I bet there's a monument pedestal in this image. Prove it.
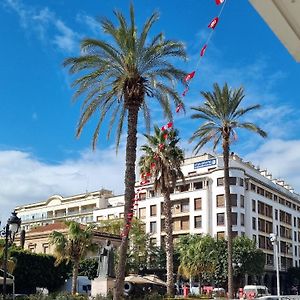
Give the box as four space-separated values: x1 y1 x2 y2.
91 277 115 297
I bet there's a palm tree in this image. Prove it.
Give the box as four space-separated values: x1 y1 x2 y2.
139 125 184 296
63 5 186 299
49 221 97 294
189 83 267 298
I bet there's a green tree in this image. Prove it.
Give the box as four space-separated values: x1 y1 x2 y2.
79 257 98 280
177 235 216 283
190 83 267 298
49 221 97 294
139 126 184 296
63 5 186 299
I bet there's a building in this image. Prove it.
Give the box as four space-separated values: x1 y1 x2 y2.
14 153 300 290
15 189 113 231
93 154 300 284
15 222 121 255
249 0 300 62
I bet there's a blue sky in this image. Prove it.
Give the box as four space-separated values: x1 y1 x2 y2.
0 0 300 222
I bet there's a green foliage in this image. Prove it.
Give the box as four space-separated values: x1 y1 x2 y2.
78 257 98 280
10 249 70 294
176 235 265 287
190 83 267 153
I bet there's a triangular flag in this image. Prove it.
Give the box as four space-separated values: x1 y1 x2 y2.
200 44 207 57
184 71 195 83
215 0 225 5
208 17 219 29
176 103 183 113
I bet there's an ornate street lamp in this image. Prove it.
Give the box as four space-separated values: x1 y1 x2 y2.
1 211 21 299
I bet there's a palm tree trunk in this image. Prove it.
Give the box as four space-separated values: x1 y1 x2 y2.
163 189 175 297
72 260 79 295
114 105 139 300
223 138 233 299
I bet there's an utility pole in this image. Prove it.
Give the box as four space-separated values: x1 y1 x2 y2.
269 233 280 296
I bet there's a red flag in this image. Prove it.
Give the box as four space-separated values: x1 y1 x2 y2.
161 122 173 131
182 86 189 97
176 103 183 113
200 44 207 57
163 133 168 140
184 71 195 82
208 17 219 29
215 0 224 5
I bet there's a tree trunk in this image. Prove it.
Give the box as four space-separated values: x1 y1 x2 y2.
72 260 79 295
163 189 175 297
114 106 139 300
223 139 233 299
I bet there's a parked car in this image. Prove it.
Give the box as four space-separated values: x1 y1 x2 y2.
256 296 299 300
243 285 270 299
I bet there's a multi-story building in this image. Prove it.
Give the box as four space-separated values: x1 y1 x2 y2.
15 188 113 231
14 153 300 290
92 153 300 288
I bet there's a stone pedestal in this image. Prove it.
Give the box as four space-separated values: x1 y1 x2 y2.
91 277 115 297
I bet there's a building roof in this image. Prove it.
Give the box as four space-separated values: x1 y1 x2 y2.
249 0 300 62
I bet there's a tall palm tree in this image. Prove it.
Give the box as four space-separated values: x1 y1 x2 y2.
139 125 184 296
189 83 267 298
49 221 97 294
64 4 186 298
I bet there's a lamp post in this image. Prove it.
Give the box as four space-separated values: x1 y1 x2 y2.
269 233 280 296
1 211 21 299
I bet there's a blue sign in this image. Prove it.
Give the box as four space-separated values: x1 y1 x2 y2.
194 158 217 169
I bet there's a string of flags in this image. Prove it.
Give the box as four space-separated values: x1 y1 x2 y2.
121 0 228 239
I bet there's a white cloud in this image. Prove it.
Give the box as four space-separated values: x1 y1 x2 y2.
246 138 300 194
76 13 100 34
0 147 126 222
2 0 79 53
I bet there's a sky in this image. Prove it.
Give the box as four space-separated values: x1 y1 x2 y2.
0 0 300 223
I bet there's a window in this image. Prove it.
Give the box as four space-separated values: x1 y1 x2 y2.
194 198 202 210
239 178 244 187
150 205 157 216
231 194 237 207
181 217 189 230
43 244 49 254
252 200 256 212
275 209 278 220
229 177 237 185
139 207 146 219
274 195 278 202
265 191 272 200
119 213 124 218
194 181 203 190
217 194 225 207
139 192 146 200
217 231 225 239
257 186 265 196
194 216 202 228
177 184 189 192
149 190 155 198
150 221 157 233
240 195 244 208
231 212 237 226
252 217 256 230
181 202 190 213
108 214 115 220
251 183 256 191
217 213 225 226
266 254 274 266
258 235 266 249
217 177 224 186
241 213 245 226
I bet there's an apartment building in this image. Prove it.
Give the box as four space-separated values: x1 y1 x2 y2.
15 188 113 231
93 153 300 277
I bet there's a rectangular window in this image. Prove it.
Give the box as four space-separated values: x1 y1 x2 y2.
266 254 274 266
216 194 225 207
265 191 273 200
217 177 224 186
229 177 237 185
252 217 256 230
239 178 244 187
241 213 245 226
108 214 115 220
150 205 157 217
275 209 278 220
252 200 256 212
139 207 146 219
194 216 202 228
119 213 124 219
240 195 244 208
178 184 190 192
194 181 203 190
274 195 278 202
194 198 202 210
139 192 146 200
181 202 190 213
217 231 225 239
181 217 189 230
258 235 266 249
251 183 256 191
150 221 157 233
217 213 225 226
231 194 237 207
231 212 237 226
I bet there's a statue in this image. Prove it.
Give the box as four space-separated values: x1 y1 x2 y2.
97 240 115 278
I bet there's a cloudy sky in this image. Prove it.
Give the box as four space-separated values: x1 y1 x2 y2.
0 0 300 222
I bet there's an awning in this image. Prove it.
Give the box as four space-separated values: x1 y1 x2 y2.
0 276 13 285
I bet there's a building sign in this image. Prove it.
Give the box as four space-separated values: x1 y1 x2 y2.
194 158 217 169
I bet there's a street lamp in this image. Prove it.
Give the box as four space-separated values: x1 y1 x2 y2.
1 211 21 299
269 233 280 296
